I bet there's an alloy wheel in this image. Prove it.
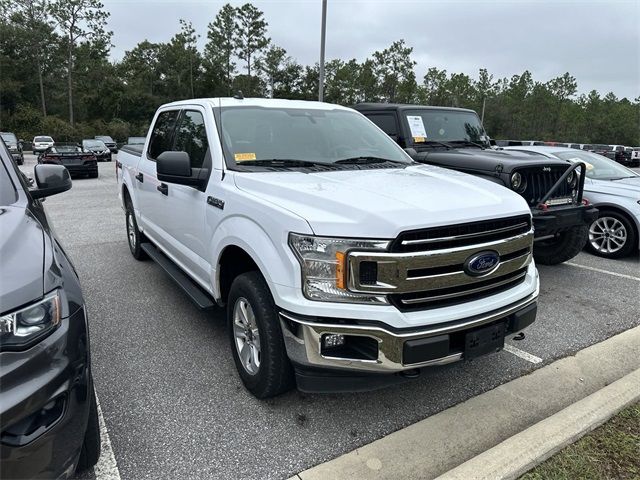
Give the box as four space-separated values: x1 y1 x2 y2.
589 216 627 254
232 297 261 375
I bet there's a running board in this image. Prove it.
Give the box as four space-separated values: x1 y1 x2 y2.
141 243 215 310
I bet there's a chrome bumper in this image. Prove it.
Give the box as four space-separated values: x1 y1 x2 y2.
280 291 538 374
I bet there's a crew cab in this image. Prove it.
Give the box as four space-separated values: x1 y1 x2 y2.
354 104 598 265
117 98 539 398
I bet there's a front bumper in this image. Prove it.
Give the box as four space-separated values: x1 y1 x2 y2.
0 307 91 479
532 204 598 238
280 288 538 379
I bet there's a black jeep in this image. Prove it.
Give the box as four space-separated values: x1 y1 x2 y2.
354 103 598 265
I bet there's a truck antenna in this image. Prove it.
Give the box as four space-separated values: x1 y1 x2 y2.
233 91 244 100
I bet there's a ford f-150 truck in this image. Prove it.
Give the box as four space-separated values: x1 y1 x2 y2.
354 104 599 265
117 98 540 398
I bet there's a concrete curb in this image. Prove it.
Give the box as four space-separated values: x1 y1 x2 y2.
292 325 640 480
437 367 640 480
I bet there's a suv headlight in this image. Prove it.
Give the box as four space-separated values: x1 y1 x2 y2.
0 291 61 348
289 233 389 304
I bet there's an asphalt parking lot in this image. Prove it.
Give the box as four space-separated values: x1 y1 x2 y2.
18 154 640 480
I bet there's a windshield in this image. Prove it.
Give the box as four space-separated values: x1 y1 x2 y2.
35 136 53 142
404 109 487 146
554 151 639 180
83 140 106 149
51 145 81 153
1 133 17 143
219 107 411 167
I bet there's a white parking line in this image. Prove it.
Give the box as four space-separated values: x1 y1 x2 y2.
504 344 543 364
94 395 121 480
565 262 640 282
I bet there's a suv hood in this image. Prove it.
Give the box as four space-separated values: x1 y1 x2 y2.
420 148 568 173
0 206 45 313
234 164 531 238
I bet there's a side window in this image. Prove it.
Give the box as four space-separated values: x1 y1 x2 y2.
367 114 399 137
173 110 209 169
147 110 179 160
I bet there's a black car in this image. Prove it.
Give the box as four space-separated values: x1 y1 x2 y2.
354 103 598 265
94 135 117 153
1 132 24 165
82 139 111 162
0 143 100 478
40 144 98 178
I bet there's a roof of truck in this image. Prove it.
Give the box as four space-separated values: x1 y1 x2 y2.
353 103 477 114
161 97 354 111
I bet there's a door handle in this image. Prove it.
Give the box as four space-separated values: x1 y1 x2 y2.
135 173 143 183
157 183 168 195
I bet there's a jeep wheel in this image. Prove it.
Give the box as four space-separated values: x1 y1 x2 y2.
125 200 147 260
586 211 636 259
227 271 294 398
533 225 588 265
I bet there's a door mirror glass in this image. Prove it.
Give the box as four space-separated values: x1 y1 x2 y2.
31 164 72 199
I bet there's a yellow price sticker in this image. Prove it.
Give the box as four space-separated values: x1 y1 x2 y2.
413 136 426 143
234 153 257 162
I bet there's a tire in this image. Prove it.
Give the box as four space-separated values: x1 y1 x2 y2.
227 271 294 398
533 225 588 265
89 170 99 178
76 381 101 473
586 210 636 259
125 198 148 260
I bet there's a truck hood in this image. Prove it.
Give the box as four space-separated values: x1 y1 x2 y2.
233 165 531 237
587 176 640 198
0 206 45 313
419 148 568 173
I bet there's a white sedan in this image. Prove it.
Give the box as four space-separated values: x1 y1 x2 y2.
504 146 640 259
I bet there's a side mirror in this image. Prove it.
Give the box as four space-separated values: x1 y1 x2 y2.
156 151 204 187
31 164 72 199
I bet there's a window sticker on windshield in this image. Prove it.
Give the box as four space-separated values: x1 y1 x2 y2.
568 158 594 170
406 116 427 142
234 153 256 162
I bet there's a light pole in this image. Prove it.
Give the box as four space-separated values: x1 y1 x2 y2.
318 0 327 101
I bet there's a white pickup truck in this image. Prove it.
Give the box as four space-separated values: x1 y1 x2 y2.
117 98 540 398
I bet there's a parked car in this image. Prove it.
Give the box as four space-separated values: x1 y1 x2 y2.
495 140 524 147
126 136 146 145
631 148 640 165
39 144 98 178
117 98 539 398
32 135 54 154
505 146 640 258
521 140 545 146
0 141 100 478
95 135 117 153
82 138 111 161
354 103 598 265
1 131 24 165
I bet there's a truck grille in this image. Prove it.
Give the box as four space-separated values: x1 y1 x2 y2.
347 215 533 311
515 166 573 206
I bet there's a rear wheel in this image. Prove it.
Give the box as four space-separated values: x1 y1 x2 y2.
89 170 98 178
533 225 588 265
125 199 148 260
586 210 636 259
227 271 294 398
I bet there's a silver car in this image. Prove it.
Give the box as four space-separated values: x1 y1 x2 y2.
505 146 640 259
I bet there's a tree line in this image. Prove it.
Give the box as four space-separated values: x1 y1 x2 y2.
1 0 638 146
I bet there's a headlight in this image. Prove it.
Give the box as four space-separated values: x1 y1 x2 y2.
510 172 526 193
288 233 389 304
0 291 61 348
566 171 578 189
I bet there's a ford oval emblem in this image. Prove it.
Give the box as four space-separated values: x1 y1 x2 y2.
464 251 500 277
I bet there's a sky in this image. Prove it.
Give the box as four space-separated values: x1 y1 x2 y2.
103 0 640 100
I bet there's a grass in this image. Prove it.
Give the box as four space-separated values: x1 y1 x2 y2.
520 403 640 480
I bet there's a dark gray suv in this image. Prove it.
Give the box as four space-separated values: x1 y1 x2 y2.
0 143 100 478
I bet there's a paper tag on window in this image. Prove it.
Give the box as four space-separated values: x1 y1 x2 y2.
406 116 427 141
234 153 256 162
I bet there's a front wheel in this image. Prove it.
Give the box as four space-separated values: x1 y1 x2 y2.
533 225 588 265
227 271 294 398
586 211 636 259
125 201 147 260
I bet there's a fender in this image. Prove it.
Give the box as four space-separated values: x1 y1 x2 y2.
208 215 305 301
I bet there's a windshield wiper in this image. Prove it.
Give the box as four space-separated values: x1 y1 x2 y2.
334 156 407 165
237 159 331 168
417 140 453 149
447 140 486 149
